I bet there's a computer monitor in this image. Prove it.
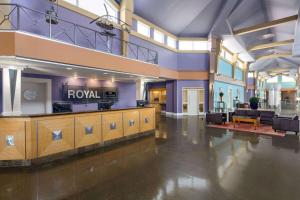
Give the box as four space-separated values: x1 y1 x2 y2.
52 102 73 113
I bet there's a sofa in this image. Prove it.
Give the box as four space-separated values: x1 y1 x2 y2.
260 111 276 125
272 116 299 134
229 109 276 125
206 112 227 125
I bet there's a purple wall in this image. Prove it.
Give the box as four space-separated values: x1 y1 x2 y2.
166 81 175 113
22 73 136 112
12 0 210 73
0 71 2 113
176 80 209 113
129 35 178 70
13 0 122 55
247 78 255 86
177 53 209 71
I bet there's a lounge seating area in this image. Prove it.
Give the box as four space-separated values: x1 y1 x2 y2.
207 109 300 136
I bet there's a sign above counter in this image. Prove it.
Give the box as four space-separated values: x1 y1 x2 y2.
62 85 118 104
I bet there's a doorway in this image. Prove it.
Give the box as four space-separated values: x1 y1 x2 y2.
21 77 52 114
182 88 205 115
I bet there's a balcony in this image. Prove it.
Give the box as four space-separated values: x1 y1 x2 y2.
0 3 158 64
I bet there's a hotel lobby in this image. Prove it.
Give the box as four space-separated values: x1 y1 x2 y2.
1 0 300 199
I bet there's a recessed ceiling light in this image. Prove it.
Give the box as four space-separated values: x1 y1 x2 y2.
66 67 72 70
103 72 108 75
259 33 275 40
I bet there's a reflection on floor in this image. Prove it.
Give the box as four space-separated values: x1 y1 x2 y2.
0 114 300 200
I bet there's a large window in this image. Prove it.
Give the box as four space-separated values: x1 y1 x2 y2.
64 0 118 23
64 0 77 5
167 36 176 49
179 40 209 51
154 29 164 44
137 21 151 37
248 72 254 78
220 48 233 63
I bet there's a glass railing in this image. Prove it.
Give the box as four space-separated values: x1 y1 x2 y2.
0 3 158 64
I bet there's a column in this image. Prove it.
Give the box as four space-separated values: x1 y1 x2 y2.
136 79 145 100
209 36 221 111
120 0 134 57
1 66 23 116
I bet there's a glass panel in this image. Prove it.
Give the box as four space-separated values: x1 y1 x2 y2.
193 41 208 51
79 0 104 16
64 0 77 5
167 36 176 48
179 41 193 50
137 21 150 37
154 29 164 43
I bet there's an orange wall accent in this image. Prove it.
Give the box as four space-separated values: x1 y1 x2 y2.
178 71 209 80
0 32 15 56
0 32 209 80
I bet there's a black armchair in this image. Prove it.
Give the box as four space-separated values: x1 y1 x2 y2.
206 113 227 125
273 115 299 134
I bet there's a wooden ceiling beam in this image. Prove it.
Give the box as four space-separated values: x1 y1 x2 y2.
256 52 292 60
233 15 298 36
248 39 294 51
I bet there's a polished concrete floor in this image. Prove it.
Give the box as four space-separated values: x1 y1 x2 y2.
1 115 300 200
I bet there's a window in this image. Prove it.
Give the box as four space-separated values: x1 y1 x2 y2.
64 0 77 5
193 41 209 51
267 76 278 83
65 0 119 23
220 47 233 62
179 40 209 51
154 29 164 44
282 76 295 83
167 36 176 49
137 21 150 37
179 41 193 50
236 60 244 69
248 72 254 78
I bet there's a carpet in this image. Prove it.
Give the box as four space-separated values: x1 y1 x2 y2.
207 122 285 137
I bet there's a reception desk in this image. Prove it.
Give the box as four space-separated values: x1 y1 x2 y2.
0 107 155 163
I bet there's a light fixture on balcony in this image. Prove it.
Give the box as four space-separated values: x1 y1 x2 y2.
46 0 59 25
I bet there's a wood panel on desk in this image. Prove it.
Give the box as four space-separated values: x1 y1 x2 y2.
123 110 140 136
102 112 123 142
75 114 101 148
139 108 155 132
37 117 75 157
0 119 26 160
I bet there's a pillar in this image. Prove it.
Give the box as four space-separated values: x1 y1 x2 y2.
209 36 221 111
120 0 134 57
136 79 145 100
1 66 23 116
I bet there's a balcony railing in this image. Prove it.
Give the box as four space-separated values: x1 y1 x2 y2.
0 3 158 64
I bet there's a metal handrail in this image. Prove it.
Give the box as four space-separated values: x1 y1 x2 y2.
0 3 158 64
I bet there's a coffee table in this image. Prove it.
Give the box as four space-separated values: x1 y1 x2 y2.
233 116 260 130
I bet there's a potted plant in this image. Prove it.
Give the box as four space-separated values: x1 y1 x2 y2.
219 91 224 102
249 96 259 110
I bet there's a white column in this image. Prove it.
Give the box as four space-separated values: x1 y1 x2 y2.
1 66 23 116
136 79 145 100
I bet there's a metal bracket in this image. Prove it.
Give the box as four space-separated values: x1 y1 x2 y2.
129 120 135 127
110 122 117 130
52 130 62 141
85 126 93 135
6 135 14 146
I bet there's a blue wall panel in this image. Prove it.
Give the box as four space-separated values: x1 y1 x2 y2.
214 81 244 109
218 58 232 77
235 67 243 81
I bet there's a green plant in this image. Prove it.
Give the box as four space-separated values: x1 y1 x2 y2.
219 91 224 98
249 96 259 104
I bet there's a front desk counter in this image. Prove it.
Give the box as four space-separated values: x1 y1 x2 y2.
0 107 155 165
